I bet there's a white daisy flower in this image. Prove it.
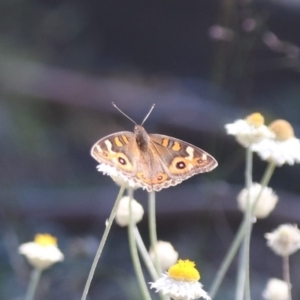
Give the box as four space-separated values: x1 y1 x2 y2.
97 164 142 190
150 259 211 300
149 241 179 271
115 196 144 227
262 278 289 300
265 224 300 256
225 113 274 147
251 119 300 166
19 234 64 270
237 183 278 219
110 174 142 190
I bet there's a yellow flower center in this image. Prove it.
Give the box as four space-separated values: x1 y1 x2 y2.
245 113 264 128
34 234 57 246
268 119 294 141
168 259 200 282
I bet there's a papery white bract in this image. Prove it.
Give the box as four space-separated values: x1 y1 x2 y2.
115 196 144 227
149 241 178 271
252 137 300 166
252 119 300 166
150 260 211 300
19 234 64 270
97 164 142 189
110 174 142 190
265 224 300 256
151 274 210 300
225 113 274 147
237 183 278 219
262 278 289 300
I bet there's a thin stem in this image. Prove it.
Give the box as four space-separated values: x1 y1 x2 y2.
134 227 168 300
251 162 276 214
81 185 125 300
243 148 253 300
127 188 152 300
243 223 252 300
235 240 246 300
235 148 253 300
134 227 159 281
25 268 42 300
283 255 292 300
210 160 276 299
245 147 253 188
148 191 162 275
240 161 277 300
209 220 246 299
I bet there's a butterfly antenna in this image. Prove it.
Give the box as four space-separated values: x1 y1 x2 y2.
112 102 137 125
141 104 155 125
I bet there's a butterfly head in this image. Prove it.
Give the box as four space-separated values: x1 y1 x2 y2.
134 125 150 151
111 103 156 152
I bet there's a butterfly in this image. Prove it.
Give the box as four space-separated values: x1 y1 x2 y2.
91 103 218 192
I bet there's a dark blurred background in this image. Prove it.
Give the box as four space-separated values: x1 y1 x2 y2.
1 0 300 299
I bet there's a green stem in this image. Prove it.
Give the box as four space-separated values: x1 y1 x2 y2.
251 162 276 214
245 147 253 188
25 268 42 300
235 148 253 300
243 148 253 300
127 188 152 300
209 220 247 299
235 239 246 300
81 185 125 300
283 255 292 300
134 227 158 281
148 191 162 275
210 161 276 299
134 227 168 300
243 224 252 300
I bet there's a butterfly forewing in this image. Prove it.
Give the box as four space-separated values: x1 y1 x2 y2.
91 132 137 169
149 134 218 178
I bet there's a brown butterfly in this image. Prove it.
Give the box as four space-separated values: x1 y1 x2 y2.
91 103 218 192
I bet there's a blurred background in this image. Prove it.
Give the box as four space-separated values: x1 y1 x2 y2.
0 0 300 299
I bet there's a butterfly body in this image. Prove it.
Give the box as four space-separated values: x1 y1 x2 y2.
91 124 218 192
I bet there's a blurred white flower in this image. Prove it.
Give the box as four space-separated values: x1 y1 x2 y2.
209 25 234 41
237 183 278 219
252 120 300 166
150 260 210 300
19 234 64 270
262 31 300 59
242 18 257 32
262 278 289 300
263 32 282 51
149 241 178 271
265 224 300 256
115 196 144 227
225 113 274 147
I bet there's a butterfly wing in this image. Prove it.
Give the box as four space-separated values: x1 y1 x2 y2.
149 134 218 184
91 131 162 191
90 131 141 179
